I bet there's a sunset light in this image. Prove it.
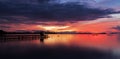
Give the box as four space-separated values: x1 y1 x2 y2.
37 25 70 32
0 0 120 59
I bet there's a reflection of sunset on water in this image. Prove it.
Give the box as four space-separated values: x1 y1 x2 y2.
43 34 120 50
44 34 74 46
72 34 120 50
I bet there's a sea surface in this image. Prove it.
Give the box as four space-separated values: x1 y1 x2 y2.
0 34 120 59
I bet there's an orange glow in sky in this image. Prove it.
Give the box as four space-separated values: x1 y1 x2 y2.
37 25 71 32
1 18 120 33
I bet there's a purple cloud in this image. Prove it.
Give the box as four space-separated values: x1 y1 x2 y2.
0 0 119 24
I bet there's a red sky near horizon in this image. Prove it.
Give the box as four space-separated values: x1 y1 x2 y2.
1 17 120 33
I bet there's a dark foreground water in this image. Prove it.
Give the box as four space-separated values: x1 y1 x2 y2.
0 34 120 59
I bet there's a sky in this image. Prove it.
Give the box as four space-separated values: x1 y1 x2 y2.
0 0 120 32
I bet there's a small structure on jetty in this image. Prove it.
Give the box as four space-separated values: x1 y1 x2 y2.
0 30 6 36
39 32 48 43
0 30 5 33
0 30 6 40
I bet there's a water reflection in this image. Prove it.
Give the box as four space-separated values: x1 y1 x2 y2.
40 34 48 43
0 34 120 59
0 34 49 43
44 34 120 50
44 34 74 45
0 34 120 50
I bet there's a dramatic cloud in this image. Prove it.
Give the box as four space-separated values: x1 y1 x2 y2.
0 0 117 24
0 0 120 32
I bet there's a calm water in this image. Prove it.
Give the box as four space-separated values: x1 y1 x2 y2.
0 34 120 59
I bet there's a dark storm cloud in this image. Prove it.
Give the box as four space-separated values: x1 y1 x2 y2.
0 0 118 24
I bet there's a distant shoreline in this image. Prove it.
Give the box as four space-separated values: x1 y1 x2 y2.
1 30 120 35
1 33 120 35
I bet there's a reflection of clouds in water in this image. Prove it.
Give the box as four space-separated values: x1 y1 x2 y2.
43 34 120 51
43 34 120 58
112 48 120 58
0 34 120 59
109 34 120 57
